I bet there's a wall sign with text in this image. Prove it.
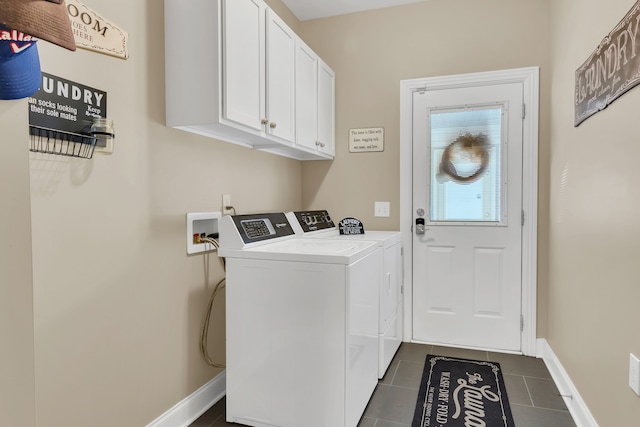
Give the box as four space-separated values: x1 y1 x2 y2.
67 0 129 59
28 72 107 137
338 218 365 235
575 0 640 126
349 127 384 152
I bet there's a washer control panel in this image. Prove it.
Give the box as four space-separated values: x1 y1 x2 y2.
290 210 335 233
240 219 274 240
231 213 295 244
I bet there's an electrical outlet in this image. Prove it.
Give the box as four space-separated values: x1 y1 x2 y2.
374 201 390 217
222 194 232 215
630 353 640 396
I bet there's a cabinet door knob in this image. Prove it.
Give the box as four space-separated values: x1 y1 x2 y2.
316 141 326 148
270 122 277 129
261 118 269 125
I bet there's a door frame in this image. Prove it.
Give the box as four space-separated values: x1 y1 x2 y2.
399 67 539 356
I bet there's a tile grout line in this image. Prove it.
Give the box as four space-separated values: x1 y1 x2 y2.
510 402 573 414
523 375 536 407
522 374 555 381
389 360 401 384
377 382 420 391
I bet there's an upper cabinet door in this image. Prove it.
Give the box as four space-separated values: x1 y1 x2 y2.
318 59 336 156
165 0 335 160
295 38 319 151
265 9 296 143
222 0 266 132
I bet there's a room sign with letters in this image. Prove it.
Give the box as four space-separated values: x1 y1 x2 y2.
28 72 107 135
575 0 640 126
27 73 110 158
338 218 365 235
349 127 384 152
66 0 130 59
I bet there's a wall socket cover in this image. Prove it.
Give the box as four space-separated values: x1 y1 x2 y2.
186 212 221 255
374 201 390 217
222 194 232 214
630 353 640 396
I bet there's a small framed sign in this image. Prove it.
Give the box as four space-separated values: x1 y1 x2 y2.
349 127 384 153
338 218 365 235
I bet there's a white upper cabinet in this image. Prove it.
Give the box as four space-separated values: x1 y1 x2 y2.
295 38 319 151
318 58 336 156
265 9 296 144
164 0 334 160
223 0 265 133
295 40 337 157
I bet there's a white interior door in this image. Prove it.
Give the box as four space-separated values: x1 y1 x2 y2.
412 82 524 352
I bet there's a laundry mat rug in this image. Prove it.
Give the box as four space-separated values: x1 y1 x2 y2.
412 355 515 427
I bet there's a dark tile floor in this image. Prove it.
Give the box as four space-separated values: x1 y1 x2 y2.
189 343 577 427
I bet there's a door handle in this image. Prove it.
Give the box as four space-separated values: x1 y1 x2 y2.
415 218 426 235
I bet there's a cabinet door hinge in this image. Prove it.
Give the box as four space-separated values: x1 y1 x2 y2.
520 315 524 332
521 209 525 226
522 103 526 119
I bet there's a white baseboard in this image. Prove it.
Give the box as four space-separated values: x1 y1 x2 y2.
146 370 226 427
536 339 599 427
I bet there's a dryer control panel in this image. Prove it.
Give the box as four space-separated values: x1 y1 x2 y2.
290 210 335 233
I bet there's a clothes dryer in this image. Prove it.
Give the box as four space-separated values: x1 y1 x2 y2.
286 210 403 378
218 212 380 427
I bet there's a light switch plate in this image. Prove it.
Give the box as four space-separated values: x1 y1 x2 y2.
375 201 390 217
630 353 640 396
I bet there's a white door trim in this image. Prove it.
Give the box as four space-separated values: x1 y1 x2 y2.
400 67 539 356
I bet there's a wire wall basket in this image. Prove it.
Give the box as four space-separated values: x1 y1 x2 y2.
29 125 97 159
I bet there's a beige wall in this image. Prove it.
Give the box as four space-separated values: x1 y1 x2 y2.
267 0 300 32
6 0 640 425
1 0 302 426
547 0 640 425
0 101 36 426
298 0 552 334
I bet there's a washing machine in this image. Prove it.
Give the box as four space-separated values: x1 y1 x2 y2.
218 212 380 427
286 210 403 379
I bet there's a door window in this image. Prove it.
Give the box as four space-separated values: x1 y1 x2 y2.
428 105 505 224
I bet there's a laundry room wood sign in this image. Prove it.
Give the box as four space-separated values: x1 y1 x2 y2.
67 0 130 59
349 127 384 152
575 0 640 126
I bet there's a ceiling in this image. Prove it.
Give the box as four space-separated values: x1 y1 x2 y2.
280 0 427 21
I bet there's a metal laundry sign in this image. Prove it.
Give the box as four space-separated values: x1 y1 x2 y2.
28 72 107 135
575 0 640 126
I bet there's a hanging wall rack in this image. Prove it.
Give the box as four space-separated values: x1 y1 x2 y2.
29 125 97 159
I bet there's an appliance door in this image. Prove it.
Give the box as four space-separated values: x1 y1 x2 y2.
226 258 348 427
346 250 381 427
